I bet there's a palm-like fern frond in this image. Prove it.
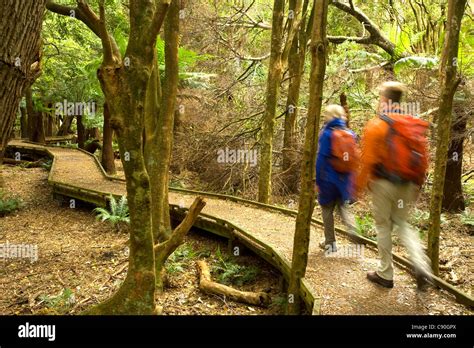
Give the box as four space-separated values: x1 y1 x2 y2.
92 195 129 229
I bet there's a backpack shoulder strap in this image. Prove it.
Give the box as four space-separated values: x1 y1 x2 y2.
379 113 394 125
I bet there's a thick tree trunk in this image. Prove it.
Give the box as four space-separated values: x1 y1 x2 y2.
101 102 116 174
258 0 285 203
428 0 467 276
81 0 173 315
287 0 329 315
0 0 45 163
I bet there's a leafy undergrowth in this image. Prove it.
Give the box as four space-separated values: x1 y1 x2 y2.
0 190 22 217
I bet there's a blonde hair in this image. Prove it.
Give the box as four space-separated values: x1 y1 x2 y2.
323 104 346 123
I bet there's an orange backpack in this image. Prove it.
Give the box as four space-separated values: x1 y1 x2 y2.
379 113 429 185
330 128 360 173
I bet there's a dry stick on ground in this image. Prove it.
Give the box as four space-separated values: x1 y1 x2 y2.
196 260 271 307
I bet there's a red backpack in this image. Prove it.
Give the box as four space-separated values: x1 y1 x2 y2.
330 128 360 173
379 113 429 185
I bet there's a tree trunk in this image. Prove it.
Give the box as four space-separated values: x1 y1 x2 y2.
287 0 329 315
0 0 45 163
428 0 467 276
57 115 74 136
26 88 45 144
87 127 101 140
442 104 467 212
47 0 189 314
282 0 309 194
20 105 28 138
77 115 86 149
101 102 116 174
258 0 285 203
142 0 180 288
45 103 53 137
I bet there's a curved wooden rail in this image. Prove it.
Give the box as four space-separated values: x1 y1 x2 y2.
6 140 474 310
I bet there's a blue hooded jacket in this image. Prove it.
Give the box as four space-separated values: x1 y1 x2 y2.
316 118 355 205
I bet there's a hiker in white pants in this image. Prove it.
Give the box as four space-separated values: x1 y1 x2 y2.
356 81 432 290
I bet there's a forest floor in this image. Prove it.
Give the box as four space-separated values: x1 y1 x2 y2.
0 159 472 315
0 166 283 315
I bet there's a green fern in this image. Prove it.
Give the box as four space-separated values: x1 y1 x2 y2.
0 190 22 216
212 246 260 286
93 195 130 229
460 209 474 227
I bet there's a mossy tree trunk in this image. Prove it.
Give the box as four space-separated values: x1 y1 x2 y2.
48 0 202 314
428 0 467 276
47 0 173 314
287 0 329 315
0 0 45 163
258 0 285 203
282 0 310 193
101 102 116 174
145 0 180 249
143 0 180 290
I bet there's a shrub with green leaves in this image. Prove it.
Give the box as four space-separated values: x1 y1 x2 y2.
460 209 474 232
39 288 75 314
212 246 259 286
410 208 447 229
355 214 376 240
93 195 129 230
0 190 22 216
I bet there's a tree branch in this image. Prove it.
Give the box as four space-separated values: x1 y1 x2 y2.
98 0 114 64
46 0 121 61
150 0 172 43
154 197 206 260
329 0 399 58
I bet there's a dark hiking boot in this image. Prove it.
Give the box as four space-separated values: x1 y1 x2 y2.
367 271 394 288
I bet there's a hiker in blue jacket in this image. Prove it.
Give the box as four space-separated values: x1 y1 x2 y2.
316 105 357 253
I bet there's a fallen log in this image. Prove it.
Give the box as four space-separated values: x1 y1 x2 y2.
196 260 271 307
